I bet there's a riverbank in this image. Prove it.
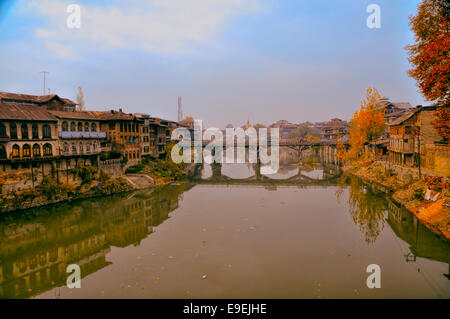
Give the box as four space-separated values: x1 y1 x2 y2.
344 160 450 239
0 158 188 214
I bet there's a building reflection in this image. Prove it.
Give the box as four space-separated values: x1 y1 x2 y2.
386 199 450 278
0 183 188 298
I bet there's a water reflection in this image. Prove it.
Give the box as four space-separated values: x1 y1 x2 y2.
338 176 388 244
0 184 188 298
0 151 448 298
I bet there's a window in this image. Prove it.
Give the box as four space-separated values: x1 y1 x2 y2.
86 144 91 152
21 124 29 139
79 142 84 152
120 123 124 132
12 144 19 157
10 123 17 139
0 122 6 136
22 144 31 157
72 143 77 153
109 123 115 130
62 121 68 131
85 122 89 132
43 143 52 156
71 122 76 131
32 144 40 157
42 124 51 138
32 123 39 139
91 123 97 132
77 122 82 132
63 142 69 153
93 143 97 150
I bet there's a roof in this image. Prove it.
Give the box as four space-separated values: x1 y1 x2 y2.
389 110 415 126
0 103 57 121
49 110 104 120
0 91 76 105
96 110 135 121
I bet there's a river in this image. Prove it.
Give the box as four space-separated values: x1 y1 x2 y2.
0 150 449 299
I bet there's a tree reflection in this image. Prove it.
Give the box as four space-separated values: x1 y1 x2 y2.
340 175 388 244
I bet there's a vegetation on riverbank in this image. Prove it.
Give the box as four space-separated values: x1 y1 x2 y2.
344 160 450 239
125 144 187 185
0 168 132 213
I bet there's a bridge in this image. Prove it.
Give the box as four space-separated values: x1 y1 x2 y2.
186 161 343 187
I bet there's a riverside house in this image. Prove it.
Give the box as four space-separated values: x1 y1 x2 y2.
388 105 448 176
48 111 108 175
0 103 59 191
98 109 144 165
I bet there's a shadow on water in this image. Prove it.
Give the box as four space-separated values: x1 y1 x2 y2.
0 184 190 298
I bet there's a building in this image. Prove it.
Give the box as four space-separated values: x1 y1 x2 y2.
97 109 143 164
388 106 447 175
48 111 108 172
316 118 349 141
149 117 169 158
379 98 412 125
269 120 298 139
132 113 152 159
0 103 59 190
0 92 76 112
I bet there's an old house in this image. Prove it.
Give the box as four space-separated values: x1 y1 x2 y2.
149 117 170 158
316 118 349 141
98 109 143 164
48 111 108 174
0 92 76 112
0 103 59 191
388 106 448 176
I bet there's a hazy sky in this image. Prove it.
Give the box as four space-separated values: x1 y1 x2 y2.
0 0 426 128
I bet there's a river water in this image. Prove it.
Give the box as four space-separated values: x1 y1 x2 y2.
0 151 449 299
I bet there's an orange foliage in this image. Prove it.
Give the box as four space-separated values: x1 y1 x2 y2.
347 88 385 160
407 0 450 107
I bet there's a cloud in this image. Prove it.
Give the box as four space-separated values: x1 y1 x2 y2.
44 41 77 59
23 0 263 57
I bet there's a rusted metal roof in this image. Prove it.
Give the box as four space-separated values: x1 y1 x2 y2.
0 91 76 105
49 110 104 120
0 103 57 121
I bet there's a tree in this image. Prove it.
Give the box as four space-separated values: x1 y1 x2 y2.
433 107 450 141
76 86 85 111
288 123 321 139
347 88 385 160
406 0 450 107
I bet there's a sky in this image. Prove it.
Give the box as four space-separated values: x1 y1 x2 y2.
0 0 426 128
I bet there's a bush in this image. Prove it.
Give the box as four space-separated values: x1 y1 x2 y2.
99 170 110 183
125 164 145 174
73 166 97 184
38 177 74 199
100 150 122 160
413 188 424 200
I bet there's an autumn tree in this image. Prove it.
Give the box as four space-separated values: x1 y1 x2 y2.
347 88 385 160
407 0 449 141
76 86 85 111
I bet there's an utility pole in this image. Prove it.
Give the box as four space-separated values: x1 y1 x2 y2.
178 96 183 122
417 126 421 179
39 71 49 95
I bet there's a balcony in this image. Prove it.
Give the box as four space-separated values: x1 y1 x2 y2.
59 131 107 139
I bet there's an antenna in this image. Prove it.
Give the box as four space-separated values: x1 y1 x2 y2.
39 71 49 95
178 96 183 122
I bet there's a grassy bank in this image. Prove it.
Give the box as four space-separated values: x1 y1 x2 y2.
344 160 450 239
0 169 133 213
